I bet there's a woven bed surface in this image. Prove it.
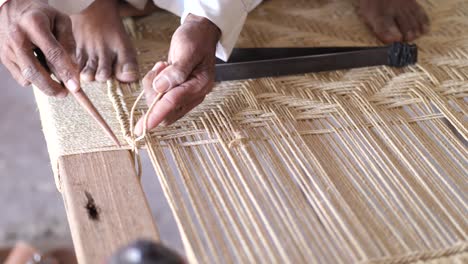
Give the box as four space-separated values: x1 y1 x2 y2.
34 0 467 263
120 0 467 263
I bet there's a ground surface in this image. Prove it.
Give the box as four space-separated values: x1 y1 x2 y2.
0 65 182 254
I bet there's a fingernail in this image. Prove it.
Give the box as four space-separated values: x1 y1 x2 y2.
151 62 163 71
152 75 171 93
66 79 80 93
123 63 138 73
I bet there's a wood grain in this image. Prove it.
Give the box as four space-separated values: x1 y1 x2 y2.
58 150 158 264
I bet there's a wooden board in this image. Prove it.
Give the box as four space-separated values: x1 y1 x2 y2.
58 150 159 264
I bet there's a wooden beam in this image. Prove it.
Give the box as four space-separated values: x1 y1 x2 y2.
58 150 159 264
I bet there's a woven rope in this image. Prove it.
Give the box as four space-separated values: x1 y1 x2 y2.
34 0 467 262
112 0 468 263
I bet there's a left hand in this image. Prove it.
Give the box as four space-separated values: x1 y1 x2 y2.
134 14 220 135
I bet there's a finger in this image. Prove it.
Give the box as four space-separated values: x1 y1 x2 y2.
395 12 414 42
414 5 430 34
151 63 191 93
81 56 98 81
95 51 114 82
75 48 88 70
142 61 170 103
132 61 169 135
21 11 80 92
134 93 177 136
135 74 212 135
18 51 68 97
1 46 31 86
161 96 205 126
114 46 139 83
366 15 402 43
404 9 421 39
2 57 31 87
11 29 67 97
55 14 77 62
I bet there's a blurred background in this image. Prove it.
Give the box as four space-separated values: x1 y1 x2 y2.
0 64 183 257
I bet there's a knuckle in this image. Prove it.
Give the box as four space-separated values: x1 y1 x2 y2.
171 65 189 85
64 37 77 53
21 66 40 81
161 94 179 109
60 15 72 28
200 70 214 86
45 47 64 64
7 25 24 43
60 70 73 81
23 11 48 27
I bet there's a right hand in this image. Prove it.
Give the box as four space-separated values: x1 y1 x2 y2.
0 0 80 97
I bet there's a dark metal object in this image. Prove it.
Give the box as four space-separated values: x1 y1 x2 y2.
215 42 417 81
108 240 185 264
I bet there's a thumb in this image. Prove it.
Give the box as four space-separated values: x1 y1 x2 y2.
151 63 191 93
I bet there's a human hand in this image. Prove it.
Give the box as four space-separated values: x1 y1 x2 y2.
0 0 79 97
134 14 220 135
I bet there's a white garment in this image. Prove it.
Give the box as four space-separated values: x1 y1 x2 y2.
0 0 10 8
48 0 262 61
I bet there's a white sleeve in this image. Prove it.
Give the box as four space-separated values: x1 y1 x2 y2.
0 0 10 8
48 0 94 14
48 0 148 14
181 0 261 61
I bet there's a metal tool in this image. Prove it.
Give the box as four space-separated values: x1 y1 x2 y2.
34 48 121 147
215 42 417 81
108 240 185 264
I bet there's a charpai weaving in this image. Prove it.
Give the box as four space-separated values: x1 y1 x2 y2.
34 0 467 263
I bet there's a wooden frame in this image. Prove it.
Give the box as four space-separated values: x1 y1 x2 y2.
58 150 158 263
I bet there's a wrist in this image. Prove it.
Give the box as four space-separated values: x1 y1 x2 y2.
184 13 221 43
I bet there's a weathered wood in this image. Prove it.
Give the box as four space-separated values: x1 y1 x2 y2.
58 150 158 264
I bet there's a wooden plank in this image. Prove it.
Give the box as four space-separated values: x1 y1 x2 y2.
58 150 159 264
